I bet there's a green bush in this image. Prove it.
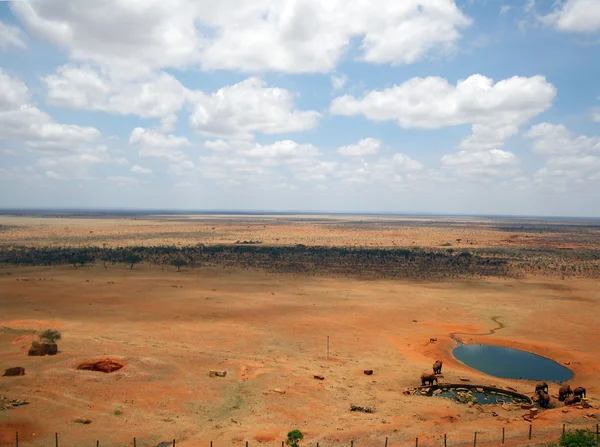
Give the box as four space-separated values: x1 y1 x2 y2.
560 430 598 447
286 430 303 447
39 329 62 343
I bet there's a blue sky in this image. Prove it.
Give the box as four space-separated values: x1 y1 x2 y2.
1 0 599 216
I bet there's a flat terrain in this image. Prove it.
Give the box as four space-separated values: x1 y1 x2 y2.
0 214 599 447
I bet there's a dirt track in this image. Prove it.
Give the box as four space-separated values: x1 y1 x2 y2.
1 264 598 447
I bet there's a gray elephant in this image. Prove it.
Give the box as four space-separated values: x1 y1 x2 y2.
537 390 550 408
564 395 581 406
558 384 572 401
432 360 443 375
421 373 438 386
573 387 586 399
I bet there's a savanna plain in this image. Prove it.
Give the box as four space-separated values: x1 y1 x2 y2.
0 213 599 447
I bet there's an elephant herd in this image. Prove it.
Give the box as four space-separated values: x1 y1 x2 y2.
418 361 590 410
420 360 443 386
535 382 587 408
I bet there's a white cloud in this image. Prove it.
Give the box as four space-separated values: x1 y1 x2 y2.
500 5 512 15
44 65 187 127
333 74 555 178
129 127 190 162
12 0 471 75
36 145 124 180
441 148 518 178
0 68 101 152
0 20 27 51
541 0 600 33
526 123 600 155
337 138 381 157
528 124 600 189
330 74 555 131
334 152 423 185
204 140 231 151
188 77 320 139
131 165 153 175
331 74 348 91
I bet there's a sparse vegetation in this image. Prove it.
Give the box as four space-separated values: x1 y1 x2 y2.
286 430 303 447
171 258 187 272
114 410 123 416
39 329 62 343
558 430 599 447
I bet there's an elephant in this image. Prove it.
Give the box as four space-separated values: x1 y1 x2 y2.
433 360 443 375
558 384 572 401
573 387 586 399
564 395 581 406
535 382 548 393
421 373 438 386
537 390 550 408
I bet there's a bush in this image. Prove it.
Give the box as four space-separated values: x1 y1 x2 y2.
286 430 303 447
39 329 62 343
560 430 599 447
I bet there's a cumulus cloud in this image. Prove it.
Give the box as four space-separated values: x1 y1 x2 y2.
36 145 126 180
0 68 101 152
0 20 27 51
526 123 600 155
441 148 519 179
541 0 600 33
337 138 381 157
44 65 188 129
334 152 423 185
188 77 320 139
12 0 471 74
131 165 153 175
528 123 600 189
129 127 190 162
330 74 555 132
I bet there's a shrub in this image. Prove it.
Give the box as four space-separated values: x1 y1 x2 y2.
39 329 62 343
114 410 123 416
286 430 303 447
559 430 598 447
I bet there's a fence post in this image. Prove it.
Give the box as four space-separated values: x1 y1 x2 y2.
385 437 388 447
96 441 99 447
596 423 599 440
211 441 213 447
502 427 505 445
444 434 446 447
416 437 418 447
351 440 354 447
56 432 59 447
473 432 477 447
529 425 532 440
134 438 136 447
173 439 176 447
563 424 566 435
15 432 18 447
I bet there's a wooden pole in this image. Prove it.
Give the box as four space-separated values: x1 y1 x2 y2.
15 432 18 447
351 440 354 447
173 439 176 447
416 437 418 447
444 434 446 447
563 424 566 435
211 441 213 447
134 438 136 447
473 432 477 447
246 441 248 447
385 436 388 447
529 425 532 440
502 427 505 444
56 432 59 447
97 441 99 447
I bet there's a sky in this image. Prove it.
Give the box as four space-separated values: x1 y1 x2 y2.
0 0 600 217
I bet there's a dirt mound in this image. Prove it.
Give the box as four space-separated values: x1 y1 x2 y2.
76 358 125 373
28 341 57 356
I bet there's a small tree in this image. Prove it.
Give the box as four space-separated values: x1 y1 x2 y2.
39 329 62 343
171 258 188 272
124 253 142 270
560 430 598 447
286 430 303 447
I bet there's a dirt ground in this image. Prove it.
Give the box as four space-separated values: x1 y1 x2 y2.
0 216 599 447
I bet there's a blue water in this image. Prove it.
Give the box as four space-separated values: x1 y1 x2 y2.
453 344 573 382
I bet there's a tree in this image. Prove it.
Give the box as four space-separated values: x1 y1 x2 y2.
39 329 62 343
124 253 142 270
171 258 188 272
286 430 303 447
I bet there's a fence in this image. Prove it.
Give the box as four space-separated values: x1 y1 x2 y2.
8 423 600 447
